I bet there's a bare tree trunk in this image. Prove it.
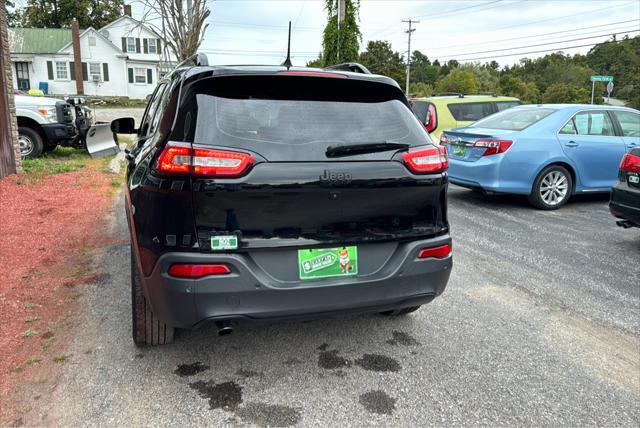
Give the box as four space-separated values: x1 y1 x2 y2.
141 0 210 61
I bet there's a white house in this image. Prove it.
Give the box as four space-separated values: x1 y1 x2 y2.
9 14 175 99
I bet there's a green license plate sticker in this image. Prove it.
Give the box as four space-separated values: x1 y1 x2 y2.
452 145 467 157
298 246 358 280
211 235 238 250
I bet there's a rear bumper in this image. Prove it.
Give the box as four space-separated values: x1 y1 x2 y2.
448 156 532 194
139 235 453 329
610 183 640 227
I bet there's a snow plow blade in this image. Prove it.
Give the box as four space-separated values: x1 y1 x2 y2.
86 123 121 158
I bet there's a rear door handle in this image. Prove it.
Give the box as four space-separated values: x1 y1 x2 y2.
565 141 579 148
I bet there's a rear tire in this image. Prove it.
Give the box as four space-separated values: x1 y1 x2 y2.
380 306 422 316
528 165 572 210
131 250 174 346
18 126 44 159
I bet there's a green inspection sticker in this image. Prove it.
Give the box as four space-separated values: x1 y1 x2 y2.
211 235 238 250
298 246 358 280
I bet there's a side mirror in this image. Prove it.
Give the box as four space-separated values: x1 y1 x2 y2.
111 117 137 134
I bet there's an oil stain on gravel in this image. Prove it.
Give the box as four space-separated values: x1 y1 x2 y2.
189 380 242 410
355 354 401 372
235 368 260 378
318 349 352 369
174 362 210 377
237 402 301 427
359 390 397 415
386 331 420 346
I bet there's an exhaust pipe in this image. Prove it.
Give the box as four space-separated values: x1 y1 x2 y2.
616 220 633 229
216 321 233 336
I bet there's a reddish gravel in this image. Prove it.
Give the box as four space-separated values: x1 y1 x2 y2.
0 169 118 424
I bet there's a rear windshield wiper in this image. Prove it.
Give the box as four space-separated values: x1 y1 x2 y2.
326 142 410 158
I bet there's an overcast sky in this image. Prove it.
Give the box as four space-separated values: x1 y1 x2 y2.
135 0 639 67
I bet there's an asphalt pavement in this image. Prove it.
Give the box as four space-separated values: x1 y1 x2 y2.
37 185 639 426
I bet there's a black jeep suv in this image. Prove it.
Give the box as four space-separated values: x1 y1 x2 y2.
113 56 452 345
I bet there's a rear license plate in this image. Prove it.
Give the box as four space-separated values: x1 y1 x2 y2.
298 246 358 280
452 145 467 157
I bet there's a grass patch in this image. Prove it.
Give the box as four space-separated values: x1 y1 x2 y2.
53 354 71 363
24 303 39 310
20 146 118 182
22 330 38 338
25 357 41 365
41 337 55 350
24 316 40 323
10 365 23 374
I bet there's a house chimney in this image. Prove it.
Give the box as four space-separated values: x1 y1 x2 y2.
124 4 132 17
71 19 84 95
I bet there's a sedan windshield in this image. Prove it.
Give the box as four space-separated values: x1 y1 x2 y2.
470 108 556 131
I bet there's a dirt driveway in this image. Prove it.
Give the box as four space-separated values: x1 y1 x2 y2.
22 186 640 426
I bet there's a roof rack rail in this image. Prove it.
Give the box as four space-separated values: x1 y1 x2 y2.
324 62 371 74
175 53 209 69
434 92 498 98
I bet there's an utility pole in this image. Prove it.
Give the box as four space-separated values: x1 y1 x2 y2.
402 18 419 96
337 0 345 62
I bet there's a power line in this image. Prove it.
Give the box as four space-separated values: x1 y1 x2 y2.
425 18 640 51
433 35 638 62
433 29 640 60
412 0 638 43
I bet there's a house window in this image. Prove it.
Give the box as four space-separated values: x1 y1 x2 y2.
134 67 146 83
127 37 136 53
148 38 157 54
89 36 96 46
89 63 101 82
55 61 68 80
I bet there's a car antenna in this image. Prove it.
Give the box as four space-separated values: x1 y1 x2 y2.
281 21 292 69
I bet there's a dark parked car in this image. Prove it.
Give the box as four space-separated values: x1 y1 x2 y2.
113 56 452 345
610 147 640 228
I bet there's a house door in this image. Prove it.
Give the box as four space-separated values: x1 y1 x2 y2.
15 62 30 91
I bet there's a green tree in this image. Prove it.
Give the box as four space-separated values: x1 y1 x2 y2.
409 82 434 97
499 75 540 103
542 83 590 104
358 40 405 87
306 55 324 68
321 0 361 66
435 69 478 94
410 50 439 86
459 63 499 93
5 0 23 26
22 0 123 29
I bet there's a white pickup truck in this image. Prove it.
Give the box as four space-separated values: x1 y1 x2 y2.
15 94 93 158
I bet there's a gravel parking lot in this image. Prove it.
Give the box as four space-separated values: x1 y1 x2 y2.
37 185 639 426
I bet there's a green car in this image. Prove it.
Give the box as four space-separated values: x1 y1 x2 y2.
410 94 522 140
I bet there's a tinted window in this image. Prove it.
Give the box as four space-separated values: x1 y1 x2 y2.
447 102 494 121
569 111 615 136
139 83 166 137
495 101 521 111
613 110 640 137
411 100 429 124
175 76 429 161
471 108 556 131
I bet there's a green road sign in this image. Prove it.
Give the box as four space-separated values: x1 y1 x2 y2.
591 75 613 82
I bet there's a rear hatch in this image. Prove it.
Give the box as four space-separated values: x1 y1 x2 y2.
164 73 448 278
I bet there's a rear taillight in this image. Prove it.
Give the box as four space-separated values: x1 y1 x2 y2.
168 264 231 279
418 244 452 259
402 146 448 174
620 152 640 173
425 104 437 134
474 139 513 156
440 134 448 145
157 143 254 177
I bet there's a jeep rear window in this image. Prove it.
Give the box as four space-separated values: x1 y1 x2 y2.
447 102 494 122
173 75 430 160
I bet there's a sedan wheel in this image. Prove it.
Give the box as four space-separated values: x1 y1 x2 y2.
539 170 569 207
528 165 573 210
